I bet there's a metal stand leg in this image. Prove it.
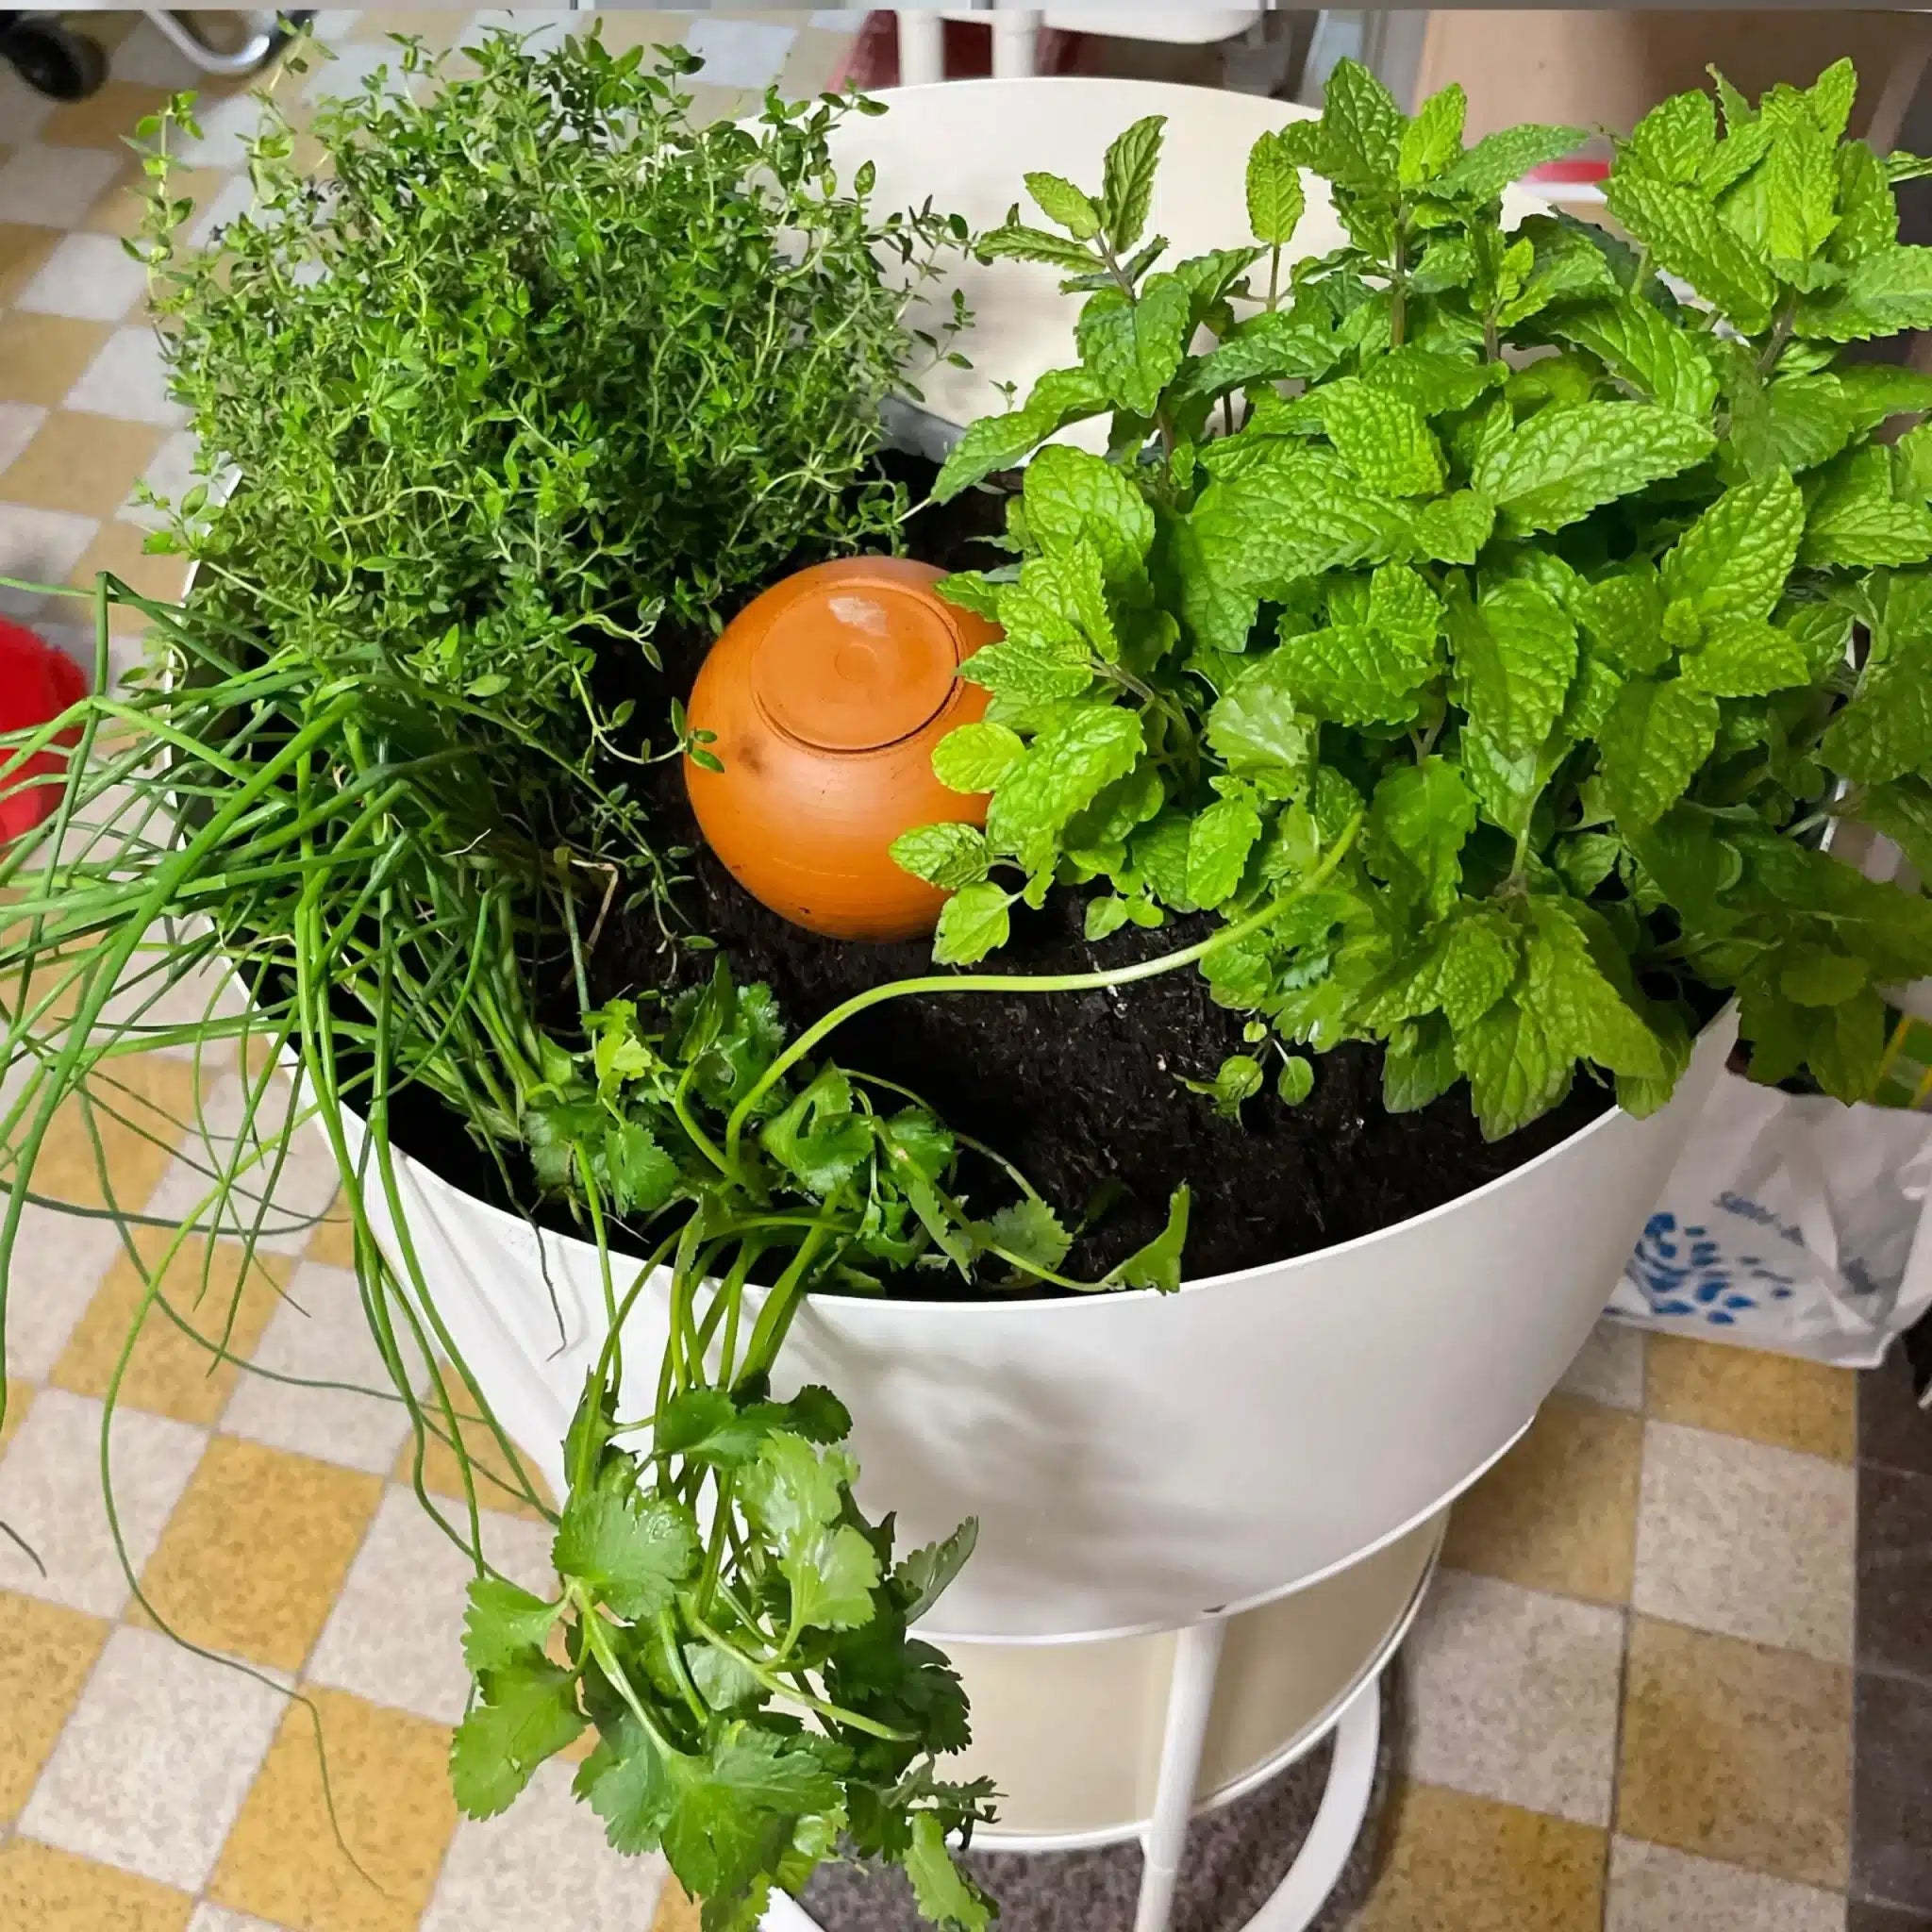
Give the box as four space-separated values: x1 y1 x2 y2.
1134 1619 1227 1932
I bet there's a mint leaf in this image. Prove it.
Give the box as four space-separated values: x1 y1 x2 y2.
1383 1014 1458 1112
932 721 1024 792
451 1658 585 1819
1409 489 1495 564
740 1436 880 1633
1207 655 1316 775
1023 443 1155 595
1246 128 1306 244
1076 274 1191 416
1628 91 1716 185
1680 618 1809 696
1822 618 1932 783
1084 896 1130 941
979 222 1099 273
1661 470 1803 621
1799 245 1932 341
932 365 1108 501
1399 84 1466 188
1366 758 1477 917
1183 1052 1264 1120
1456 991 1571 1141
1436 123 1583 203
461 1577 560 1675
554 1486 699 1620
1782 946 1868 1007
1303 377 1445 496
1765 101 1838 260
903 1813 994 1932
1604 164 1775 331
1545 300 1718 419
1361 347 1501 416
1172 312 1337 404
891 823 990 891
1438 906 1521 1029
986 706 1144 862
933 881 1013 966
1599 676 1719 826
1526 899 1665 1078
1101 114 1165 251
1186 797 1261 908
1471 402 1715 535
1573 571 1669 675
1322 58 1403 191
1802 445 1932 566
1449 578 1576 755
958 640 1091 706
1277 1055 1315 1104
1025 170 1099 240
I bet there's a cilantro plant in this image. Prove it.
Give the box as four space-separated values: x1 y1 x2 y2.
451 960 1203 1929
137 26 967 858
898 60 1932 1135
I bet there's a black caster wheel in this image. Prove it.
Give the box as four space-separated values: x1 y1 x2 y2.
1 15 108 101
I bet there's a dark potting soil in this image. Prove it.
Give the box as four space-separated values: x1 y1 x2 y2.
550 448 1615 1284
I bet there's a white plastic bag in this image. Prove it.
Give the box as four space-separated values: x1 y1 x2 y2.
1611 1070 1932 1366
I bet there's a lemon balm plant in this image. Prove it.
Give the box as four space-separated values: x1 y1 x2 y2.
904 58 1932 1135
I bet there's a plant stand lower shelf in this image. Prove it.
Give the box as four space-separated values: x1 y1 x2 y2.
765 1511 1444 1932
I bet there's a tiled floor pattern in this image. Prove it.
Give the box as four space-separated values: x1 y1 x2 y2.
3 13 1929 1931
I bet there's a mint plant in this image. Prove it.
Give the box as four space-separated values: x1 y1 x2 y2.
900 60 1932 1136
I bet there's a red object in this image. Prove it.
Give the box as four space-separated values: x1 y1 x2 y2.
0 618 87 844
1524 158 1608 186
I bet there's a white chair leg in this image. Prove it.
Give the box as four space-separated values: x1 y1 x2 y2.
1133 1618 1228 1932
897 10 947 87
990 8 1043 80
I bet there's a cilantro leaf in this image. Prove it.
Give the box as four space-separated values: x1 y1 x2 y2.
740 1435 882 1634
1106 1186 1191 1292
903 1813 995 1932
661 1724 842 1905
656 1388 771 1466
893 1518 979 1624
553 1484 699 1620
461 1577 561 1676
1471 402 1715 535
451 1658 585 1819
574 1711 674 1855
986 1196 1072 1274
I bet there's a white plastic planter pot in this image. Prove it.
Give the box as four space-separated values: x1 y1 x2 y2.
357 1010 1732 1650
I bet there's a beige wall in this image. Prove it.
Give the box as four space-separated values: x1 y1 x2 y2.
1415 9 1932 141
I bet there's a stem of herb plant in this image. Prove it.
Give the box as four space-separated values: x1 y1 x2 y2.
1266 242 1281 311
1389 216 1407 348
1757 302 1796 375
689 1617 915 1742
724 815 1364 1170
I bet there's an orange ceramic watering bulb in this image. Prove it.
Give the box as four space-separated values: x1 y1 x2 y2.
683 558 1000 941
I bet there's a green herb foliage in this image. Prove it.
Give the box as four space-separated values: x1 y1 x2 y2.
451 959 1208 1928
137 28 967 842
910 61 1932 1135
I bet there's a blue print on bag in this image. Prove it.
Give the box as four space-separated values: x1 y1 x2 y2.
1626 1210 1799 1326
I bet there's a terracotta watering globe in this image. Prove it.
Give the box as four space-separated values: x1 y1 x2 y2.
682 557 1000 941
